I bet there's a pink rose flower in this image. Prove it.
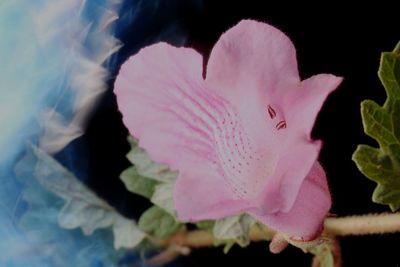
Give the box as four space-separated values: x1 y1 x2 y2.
114 20 342 239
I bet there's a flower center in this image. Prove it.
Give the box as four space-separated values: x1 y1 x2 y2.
212 104 277 200
267 105 287 130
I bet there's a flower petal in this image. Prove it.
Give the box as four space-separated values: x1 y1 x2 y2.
204 20 306 189
256 140 322 214
206 20 300 110
284 74 343 135
115 43 263 219
250 162 331 239
174 168 251 221
115 42 205 170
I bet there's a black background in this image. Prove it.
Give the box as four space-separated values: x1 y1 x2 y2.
81 2 400 266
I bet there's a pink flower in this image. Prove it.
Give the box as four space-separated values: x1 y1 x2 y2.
114 20 342 239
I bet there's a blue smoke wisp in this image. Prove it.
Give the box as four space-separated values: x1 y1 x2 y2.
0 0 124 266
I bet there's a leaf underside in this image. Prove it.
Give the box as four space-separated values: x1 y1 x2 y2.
353 42 400 211
122 137 182 238
28 144 145 249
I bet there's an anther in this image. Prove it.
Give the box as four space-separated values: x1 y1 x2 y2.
276 120 287 130
267 105 276 119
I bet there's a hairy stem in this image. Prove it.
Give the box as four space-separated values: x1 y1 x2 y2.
146 213 400 266
162 213 400 249
324 212 400 236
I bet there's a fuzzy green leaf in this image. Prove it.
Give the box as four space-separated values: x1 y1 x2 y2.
123 136 178 215
310 243 335 267
213 215 256 252
196 220 215 230
120 166 159 199
126 136 177 183
353 42 400 211
138 206 182 238
150 182 176 216
29 144 145 249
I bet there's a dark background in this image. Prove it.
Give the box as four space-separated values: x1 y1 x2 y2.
79 2 400 266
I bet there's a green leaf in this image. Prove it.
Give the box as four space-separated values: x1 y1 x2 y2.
310 243 335 267
15 145 125 267
353 42 400 211
196 220 215 230
150 182 176 216
123 136 179 215
213 214 256 252
138 206 182 238
112 217 146 250
30 144 145 249
120 166 159 199
126 136 177 183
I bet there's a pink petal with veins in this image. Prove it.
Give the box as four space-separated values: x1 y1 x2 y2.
251 162 332 238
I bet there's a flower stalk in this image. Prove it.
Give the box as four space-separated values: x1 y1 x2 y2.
324 212 400 236
161 213 400 249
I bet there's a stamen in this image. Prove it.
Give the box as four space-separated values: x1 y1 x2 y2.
267 105 276 119
276 120 286 130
